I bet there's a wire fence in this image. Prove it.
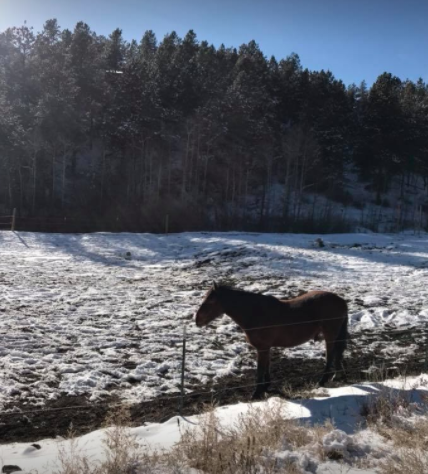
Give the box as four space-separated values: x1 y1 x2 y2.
0 359 412 420
1 358 418 466
1 315 427 469
1 205 428 235
0 220 427 439
1 211 428 468
0 209 173 234
1 321 427 420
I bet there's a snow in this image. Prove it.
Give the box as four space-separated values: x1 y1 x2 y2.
2 374 428 473
267 170 428 235
0 230 428 410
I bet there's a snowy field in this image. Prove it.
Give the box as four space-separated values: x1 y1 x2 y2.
3 374 428 474
0 231 428 411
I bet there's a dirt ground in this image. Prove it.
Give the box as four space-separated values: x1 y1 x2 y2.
1 326 426 444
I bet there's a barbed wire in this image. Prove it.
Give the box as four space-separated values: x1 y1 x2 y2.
0 280 427 453
1 358 425 466
0 215 102 222
0 357 421 420
0 323 424 350
180 321 428 339
0 323 426 470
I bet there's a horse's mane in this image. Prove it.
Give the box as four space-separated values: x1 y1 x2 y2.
217 285 279 307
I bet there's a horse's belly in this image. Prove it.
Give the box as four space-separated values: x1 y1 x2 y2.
245 324 321 349
272 325 320 348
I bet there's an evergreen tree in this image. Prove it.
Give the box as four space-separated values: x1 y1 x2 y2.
0 19 427 231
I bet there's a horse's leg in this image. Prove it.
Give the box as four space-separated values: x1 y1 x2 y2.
334 347 348 382
333 321 348 381
264 353 271 391
252 349 270 399
335 357 347 382
319 340 335 386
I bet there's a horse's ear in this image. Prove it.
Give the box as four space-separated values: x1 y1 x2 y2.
212 281 218 291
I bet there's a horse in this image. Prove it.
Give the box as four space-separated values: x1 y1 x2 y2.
195 282 349 399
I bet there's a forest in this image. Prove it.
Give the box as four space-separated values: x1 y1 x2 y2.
1 20 428 232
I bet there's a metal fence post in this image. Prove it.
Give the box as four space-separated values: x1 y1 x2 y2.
424 328 428 373
179 326 187 415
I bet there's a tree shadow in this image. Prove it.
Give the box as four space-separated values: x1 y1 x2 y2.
7 231 166 270
317 233 428 269
0 231 337 274
2 231 427 277
12 231 30 248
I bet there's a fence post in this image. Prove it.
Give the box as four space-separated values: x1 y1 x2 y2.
11 208 16 231
424 328 428 373
165 214 169 235
179 326 187 415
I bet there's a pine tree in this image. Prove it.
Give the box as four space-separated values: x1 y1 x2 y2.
1 19 427 231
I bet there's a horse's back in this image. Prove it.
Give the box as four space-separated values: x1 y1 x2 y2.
282 290 348 319
284 289 345 304
245 290 347 349
271 290 348 347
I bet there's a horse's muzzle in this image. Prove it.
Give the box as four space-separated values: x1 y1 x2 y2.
195 313 206 327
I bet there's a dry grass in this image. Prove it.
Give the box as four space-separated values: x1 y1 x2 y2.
379 449 428 474
167 401 332 474
281 381 329 400
360 387 412 427
54 403 323 474
360 385 428 474
50 399 352 474
51 381 428 474
53 409 160 474
377 419 428 474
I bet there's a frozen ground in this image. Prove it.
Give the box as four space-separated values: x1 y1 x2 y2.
0 231 428 412
2 374 428 473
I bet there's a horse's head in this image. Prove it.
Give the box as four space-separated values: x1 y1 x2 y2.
195 282 224 327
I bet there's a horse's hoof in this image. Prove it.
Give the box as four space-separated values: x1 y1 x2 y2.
319 373 335 387
251 390 265 400
334 372 346 382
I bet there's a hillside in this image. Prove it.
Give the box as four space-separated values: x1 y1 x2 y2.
1 22 428 233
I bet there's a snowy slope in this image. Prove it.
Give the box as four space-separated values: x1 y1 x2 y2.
0 231 427 409
2 374 428 474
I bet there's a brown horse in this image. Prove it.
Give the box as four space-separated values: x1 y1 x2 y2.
195 283 348 399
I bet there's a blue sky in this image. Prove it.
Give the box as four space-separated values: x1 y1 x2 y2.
1 0 427 86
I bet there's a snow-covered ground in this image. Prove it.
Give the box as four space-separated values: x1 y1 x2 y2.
0 231 428 410
2 374 428 474
267 170 428 233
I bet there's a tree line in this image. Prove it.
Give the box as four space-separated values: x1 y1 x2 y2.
1 20 428 232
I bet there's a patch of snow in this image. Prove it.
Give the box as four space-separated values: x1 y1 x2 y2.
2 375 428 473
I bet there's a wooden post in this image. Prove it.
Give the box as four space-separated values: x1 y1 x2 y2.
179 326 187 415
11 208 16 231
165 214 169 235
